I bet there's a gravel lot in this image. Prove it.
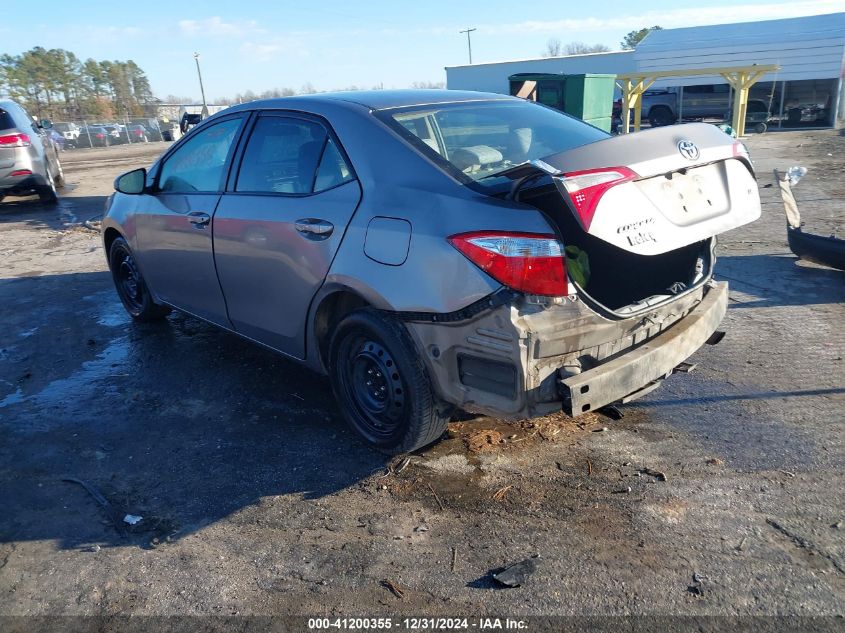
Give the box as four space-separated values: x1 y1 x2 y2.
0 133 843 622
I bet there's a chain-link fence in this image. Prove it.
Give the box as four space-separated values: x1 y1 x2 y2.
50 115 183 151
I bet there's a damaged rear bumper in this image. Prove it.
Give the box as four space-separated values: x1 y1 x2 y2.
559 281 728 415
404 281 728 419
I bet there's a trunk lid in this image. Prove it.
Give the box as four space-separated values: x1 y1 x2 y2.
541 123 761 256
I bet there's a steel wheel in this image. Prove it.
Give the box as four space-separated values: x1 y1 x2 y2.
339 336 407 443
329 308 449 453
108 237 170 321
116 250 145 313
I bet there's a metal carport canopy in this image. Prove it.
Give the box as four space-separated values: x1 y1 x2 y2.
617 64 780 136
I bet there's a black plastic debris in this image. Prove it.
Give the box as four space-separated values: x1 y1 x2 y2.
492 555 539 587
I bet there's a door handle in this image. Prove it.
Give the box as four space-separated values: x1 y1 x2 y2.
188 211 211 227
295 218 334 237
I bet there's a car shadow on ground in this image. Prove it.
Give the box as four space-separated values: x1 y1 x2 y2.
0 271 388 552
0 195 107 229
716 253 844 308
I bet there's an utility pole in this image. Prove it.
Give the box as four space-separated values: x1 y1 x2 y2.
193 52 208 118
459 28 476 64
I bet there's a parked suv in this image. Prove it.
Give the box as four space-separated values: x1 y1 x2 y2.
102 91 761 453
53 122 81 146
0 99 64 204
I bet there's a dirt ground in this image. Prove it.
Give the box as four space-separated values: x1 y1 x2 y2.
0 132 843 622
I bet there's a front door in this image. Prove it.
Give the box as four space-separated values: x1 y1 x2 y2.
133 115 245 326
213 113 362 358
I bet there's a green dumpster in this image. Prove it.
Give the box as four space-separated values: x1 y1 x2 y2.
508 72 616 132
564 74 616 132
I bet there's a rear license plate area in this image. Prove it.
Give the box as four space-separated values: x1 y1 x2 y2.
637 162 731 226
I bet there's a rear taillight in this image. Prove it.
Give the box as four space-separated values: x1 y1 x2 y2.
0 133 31 148
10 169 32 177
732 141 750 159
96 133 104 138
557 166 638 230
448 231 572 297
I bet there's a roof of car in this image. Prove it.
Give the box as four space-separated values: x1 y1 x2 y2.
226 89 516 113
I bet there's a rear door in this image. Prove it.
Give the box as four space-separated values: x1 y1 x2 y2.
133 114 246 325
212 112 361 358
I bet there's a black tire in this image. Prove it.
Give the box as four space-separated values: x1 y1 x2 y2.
108 237 171 321
329 308 449 454
37 167 58 205
649 106 674 127
53 152 65 188
754 122 767 134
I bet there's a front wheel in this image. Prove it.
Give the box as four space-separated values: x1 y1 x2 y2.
37 167 58 204
108 237 171 321
53 152 65 188
329 309 449 454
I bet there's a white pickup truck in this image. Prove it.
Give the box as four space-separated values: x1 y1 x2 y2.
642 84 776 127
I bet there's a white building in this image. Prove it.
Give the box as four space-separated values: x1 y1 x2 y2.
446 12 845 127
445 51 634 95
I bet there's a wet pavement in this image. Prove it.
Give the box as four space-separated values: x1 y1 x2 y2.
0 136 843 617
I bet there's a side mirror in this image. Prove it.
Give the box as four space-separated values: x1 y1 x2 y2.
40 119 53 129
115 168 147 195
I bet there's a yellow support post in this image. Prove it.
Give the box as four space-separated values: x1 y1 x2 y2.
616 64 779 135
618 76 655 133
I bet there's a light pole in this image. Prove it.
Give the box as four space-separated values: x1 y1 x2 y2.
193 52 208 118
459 27 476 64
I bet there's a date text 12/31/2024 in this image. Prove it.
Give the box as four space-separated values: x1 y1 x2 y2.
308 617 529 630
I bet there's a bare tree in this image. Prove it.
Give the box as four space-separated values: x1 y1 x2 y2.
565 42 611 55
542 38 562 58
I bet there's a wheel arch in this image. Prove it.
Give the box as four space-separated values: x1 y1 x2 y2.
103 226 123 256
309 287 373 374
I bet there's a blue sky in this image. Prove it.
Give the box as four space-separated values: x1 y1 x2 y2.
3 0 843 100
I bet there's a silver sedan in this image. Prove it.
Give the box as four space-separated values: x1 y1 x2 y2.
102 90 760 453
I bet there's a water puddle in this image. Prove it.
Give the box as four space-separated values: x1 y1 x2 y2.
0 336 129 415
84 292 131 328
0 387 24 408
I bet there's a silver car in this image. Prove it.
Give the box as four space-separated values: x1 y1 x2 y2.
102 90 761 453
0 99 64 204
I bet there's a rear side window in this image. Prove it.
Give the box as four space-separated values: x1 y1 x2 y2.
377 100 607 188
0 109 17 131
236 117 353 194
158 118 243 193
314 138 354 191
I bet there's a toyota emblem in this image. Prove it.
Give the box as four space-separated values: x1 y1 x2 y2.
678 140 700 161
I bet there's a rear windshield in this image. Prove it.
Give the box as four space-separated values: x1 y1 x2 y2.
0 108 16 131
376 100 608 189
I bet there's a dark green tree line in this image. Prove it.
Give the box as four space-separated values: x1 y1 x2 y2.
0 47 155 120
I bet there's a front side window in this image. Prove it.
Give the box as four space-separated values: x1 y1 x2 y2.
377 100 608 189
236 116 354 195
158 117 242 193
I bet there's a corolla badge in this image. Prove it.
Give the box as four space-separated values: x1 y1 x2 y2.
677 139 700 161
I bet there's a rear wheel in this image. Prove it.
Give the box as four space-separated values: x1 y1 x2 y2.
649 106 674 127
329 309 449 454
754 122 768 134
108 237 171 321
